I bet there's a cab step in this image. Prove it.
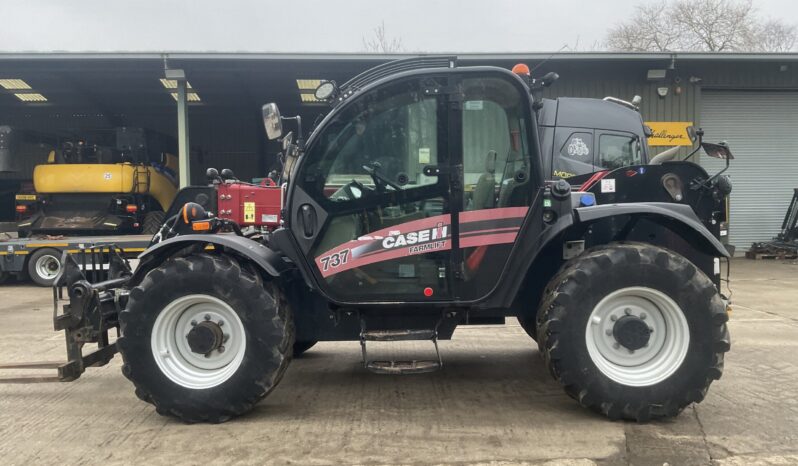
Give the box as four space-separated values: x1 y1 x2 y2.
361 329 436 341
366 359 441 374
359 322 442 374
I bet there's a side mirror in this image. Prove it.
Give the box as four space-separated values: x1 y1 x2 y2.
701 142 734 160
541 72 559 87
686 126 697 142
262 103 283 140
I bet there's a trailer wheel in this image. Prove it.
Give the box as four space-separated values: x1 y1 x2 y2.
536 243 730 421
118 253 294 423
142 211 165 235
293 341 317 357
27 248 62 287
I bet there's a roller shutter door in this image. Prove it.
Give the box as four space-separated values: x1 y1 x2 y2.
700 90 798 251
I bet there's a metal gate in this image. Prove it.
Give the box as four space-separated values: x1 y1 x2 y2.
700 90 798 251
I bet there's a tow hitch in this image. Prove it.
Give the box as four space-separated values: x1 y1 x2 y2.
0 247 131 383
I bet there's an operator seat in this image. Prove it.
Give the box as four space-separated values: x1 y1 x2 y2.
498 160 531 207
470 150 497 210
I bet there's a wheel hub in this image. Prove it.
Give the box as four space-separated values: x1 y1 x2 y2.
612 315 651 351
585 287 690 387
186 321 224 355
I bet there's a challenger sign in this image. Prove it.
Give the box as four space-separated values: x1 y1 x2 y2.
646 122 694 146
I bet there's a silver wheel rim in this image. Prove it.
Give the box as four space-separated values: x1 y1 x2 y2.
151 294 246 389
585 286 690 387
35 254 61 281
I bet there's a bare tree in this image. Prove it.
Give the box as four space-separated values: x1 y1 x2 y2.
752 20 797 52
362 21 403 53
606 0 796 52
606 3 681 52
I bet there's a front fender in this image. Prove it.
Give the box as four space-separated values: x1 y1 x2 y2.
575 202 730 258
136 234 291 281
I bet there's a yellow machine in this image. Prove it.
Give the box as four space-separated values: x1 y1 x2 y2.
16 128 179 236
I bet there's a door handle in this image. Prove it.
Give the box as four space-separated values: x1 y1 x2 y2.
299 204 316 237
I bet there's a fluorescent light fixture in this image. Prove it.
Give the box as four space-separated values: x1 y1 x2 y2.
300 93 322 103
170 92 201 102
296 79 322 90
14 93 47 102
0 79 32 90
160 79 193 89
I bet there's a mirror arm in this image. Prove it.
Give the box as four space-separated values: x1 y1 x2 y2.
281 116 304 150
683 131 704 162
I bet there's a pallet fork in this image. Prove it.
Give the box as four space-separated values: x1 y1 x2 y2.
0 247 131 383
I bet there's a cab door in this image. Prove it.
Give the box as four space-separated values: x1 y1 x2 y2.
288 75 457 303
456 75 537 301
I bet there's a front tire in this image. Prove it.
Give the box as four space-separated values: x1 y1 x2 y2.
118 253 294 423
537 243 730 421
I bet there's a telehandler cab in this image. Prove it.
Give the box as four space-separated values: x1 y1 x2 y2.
2 57 731 423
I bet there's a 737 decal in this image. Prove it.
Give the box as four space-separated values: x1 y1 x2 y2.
318 248 350 272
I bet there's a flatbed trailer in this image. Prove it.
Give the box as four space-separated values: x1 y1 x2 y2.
0 234 151 286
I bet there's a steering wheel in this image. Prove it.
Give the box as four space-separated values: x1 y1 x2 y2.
362 162 402 192
343 178 370 200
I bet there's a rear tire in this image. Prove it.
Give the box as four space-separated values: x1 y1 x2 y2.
293 341 317 357
118 253 294 423
516 314 537 342
536 243 730 421
27 248 62 287
142 211 165 235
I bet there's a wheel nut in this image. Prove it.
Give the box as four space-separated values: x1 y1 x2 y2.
204 353 211 358
628 349 635 354
204 314 211 321
613 342 620 349
191 320 197 327
223 333 230 342
624 308 632 315
610 315 618 322
605 329 613 336
649 326 654 332
218 320 224 327
218 346 225 353
640 312 647 320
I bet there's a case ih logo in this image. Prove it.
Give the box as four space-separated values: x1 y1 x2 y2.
381 222 448 252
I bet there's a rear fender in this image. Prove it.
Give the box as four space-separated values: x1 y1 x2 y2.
507 202 727 317
574 202 729 258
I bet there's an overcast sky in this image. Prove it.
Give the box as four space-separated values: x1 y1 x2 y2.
1 0 795 53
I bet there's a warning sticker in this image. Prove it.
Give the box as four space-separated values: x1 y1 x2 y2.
600 179 616 193
419 147 431 164
243 202 256 223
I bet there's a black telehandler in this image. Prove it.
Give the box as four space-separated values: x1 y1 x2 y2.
2 57 732 423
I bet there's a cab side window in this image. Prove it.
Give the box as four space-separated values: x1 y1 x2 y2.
599 133 641 169
461 77 532 210
301 80 444 204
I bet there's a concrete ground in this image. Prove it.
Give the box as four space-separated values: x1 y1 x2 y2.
0 258 796 465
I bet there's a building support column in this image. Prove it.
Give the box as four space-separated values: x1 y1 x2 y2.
176 79 190 188
165 67 191 188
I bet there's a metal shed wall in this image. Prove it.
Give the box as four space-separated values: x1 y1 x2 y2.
700 90 798 250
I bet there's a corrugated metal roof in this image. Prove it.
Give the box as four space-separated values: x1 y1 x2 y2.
1 51 797 62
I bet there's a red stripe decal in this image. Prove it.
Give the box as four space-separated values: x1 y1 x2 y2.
315 206 529 278
579 170 609 192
